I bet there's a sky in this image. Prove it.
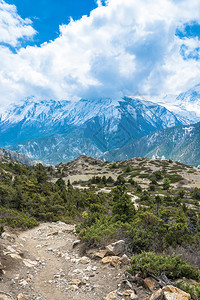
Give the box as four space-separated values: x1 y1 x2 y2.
0 0 200 105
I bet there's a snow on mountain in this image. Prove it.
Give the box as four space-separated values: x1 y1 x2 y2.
154 84 200 124
0 97 183 164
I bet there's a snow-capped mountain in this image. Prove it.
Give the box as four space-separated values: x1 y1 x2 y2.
0 97 183 164
156 84 200 124
102 122 200 166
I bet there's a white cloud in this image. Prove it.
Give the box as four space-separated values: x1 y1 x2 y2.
0 0 36 47
0 0 200 105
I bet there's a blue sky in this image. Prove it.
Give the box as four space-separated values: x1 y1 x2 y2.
0 0 200 105
6 0 98 46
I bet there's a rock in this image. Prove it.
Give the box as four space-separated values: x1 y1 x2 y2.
23 259 37 268
70 279 82 287
70 278 87 287
72 240 81 248
150 285 191 300
0 292 13 300
102 256 112 264
119 254 130 265
79 256 90 264
17 294 26 300
123 289 135 296
94 249 108 259
47 231 58 236
102 256 121 267
144 277 158 291
162 285 191 300
130 292 139 299
1 232 14 241
110 256 121 268
9 253 22 260
70 284 79 291
150 289 163 300
7 246 19 253
120 279 133 290
27 274 33 280
101 256 121 265
19 279 28 287
106 240 125 256
105 290 118 300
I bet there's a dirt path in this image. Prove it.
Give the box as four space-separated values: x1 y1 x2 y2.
0 222 150 300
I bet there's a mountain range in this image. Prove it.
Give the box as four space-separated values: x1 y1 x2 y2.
0 97 182 164
156 84 200 124
102 122 200 166
0 84 200 165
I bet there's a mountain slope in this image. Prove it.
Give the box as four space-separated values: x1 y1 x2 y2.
0 148 37 166
156 84 200 124
0 97 183 164
102 122 200 166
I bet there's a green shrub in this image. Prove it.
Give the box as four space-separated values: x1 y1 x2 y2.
76 217 128 247
128 252 200 281
163 178 170 190
125 165 132 173
166 174 184 183
110 163 118 169
153 171 163 180
175 281 200 299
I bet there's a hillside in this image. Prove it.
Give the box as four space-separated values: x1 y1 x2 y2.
102 121 200 166
0 148 38 166
0 155 199 299
0 97 183 164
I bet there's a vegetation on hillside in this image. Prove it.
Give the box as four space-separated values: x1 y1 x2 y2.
0 157 199 296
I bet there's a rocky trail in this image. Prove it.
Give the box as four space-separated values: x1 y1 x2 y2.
0 222 146 300
0 222 192 300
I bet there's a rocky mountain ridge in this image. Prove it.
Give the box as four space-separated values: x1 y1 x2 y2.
0 148 38 166
0 97 183 164
102 121 200 166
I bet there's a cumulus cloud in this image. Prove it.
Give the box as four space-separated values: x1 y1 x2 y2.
0 0 200 105
0 0 36 46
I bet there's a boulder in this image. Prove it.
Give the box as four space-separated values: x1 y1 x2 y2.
144 277 158 291
106 240 125 256
150 285 191 300
94 249 108 259
162 285 191 300
102 256 121 267
119 254 130 265
150 289 163 300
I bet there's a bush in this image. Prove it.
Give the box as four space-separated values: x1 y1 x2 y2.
163 178 170 190
76 217 129 247
125 165 132 173
128 252 200 281
153 171 163 180
175 280 200 299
